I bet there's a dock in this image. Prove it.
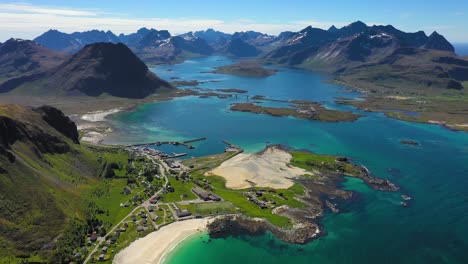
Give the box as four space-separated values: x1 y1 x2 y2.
223 140 243 153
162 153 187 159
126 138 207 149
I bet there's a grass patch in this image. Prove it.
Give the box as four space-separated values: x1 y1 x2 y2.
160 177 197 203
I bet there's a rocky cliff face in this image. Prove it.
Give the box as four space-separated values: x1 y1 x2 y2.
33 105 79 144
0 105 79 159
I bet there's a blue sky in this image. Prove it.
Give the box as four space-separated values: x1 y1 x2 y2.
0 0 467 42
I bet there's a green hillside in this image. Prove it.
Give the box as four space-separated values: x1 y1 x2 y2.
0 104 135 263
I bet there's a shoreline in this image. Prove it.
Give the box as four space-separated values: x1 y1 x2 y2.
77 108 125 144
113 218 212 264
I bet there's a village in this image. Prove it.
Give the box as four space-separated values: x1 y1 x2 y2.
83 140 244 263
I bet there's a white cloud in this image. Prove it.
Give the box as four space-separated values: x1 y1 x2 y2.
0 3 97 16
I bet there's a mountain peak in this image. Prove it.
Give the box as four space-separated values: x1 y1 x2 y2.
424 31 454 52
301 26 314 32
328 25 339 32
349 20 367 27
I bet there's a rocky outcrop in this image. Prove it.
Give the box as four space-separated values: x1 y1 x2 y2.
208 215 320 244
0 105 80 159
0 115 71 155
34 105 79 144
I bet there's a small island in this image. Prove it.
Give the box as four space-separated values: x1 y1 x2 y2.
400 140 419 146
230 100 362 122
215 88 248 93
211 61 278 77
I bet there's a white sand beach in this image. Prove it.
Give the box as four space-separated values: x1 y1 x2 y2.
80 108 122 122
77 108 121 143
113 218 210 264
208 146 308 189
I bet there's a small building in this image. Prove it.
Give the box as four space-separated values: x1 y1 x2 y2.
101 246 108 253
123 186 132 195
90 232 98 242
192 187 221 201
137 226 144 232
176 209 192 218
149 196 160 204
99 254 105 262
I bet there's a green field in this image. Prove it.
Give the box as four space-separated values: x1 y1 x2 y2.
178 201 238 216
160 177 197 202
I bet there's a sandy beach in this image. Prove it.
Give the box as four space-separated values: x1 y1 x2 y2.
208 146 308 189
76 108 122 144
113 219 210 264
80 108 122 122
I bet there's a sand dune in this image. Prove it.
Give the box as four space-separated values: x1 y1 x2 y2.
208 146 308 189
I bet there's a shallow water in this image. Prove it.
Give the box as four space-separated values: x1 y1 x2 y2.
106 56 468 264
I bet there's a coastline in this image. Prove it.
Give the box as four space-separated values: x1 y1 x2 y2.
113 218 212 264
77 108 124 144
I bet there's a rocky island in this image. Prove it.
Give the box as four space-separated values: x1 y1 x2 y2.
211 61 278 77
230 100 361 122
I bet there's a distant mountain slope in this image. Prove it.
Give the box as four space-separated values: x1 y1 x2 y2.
231 31 277 47
33 28 216 64
180 28 232 47
135 35 214 64
33 29 82 53
35 29 120 53
337 48 468 92
265 21 455 67
118 27 153 46
222 38 261 57
0 39 69 93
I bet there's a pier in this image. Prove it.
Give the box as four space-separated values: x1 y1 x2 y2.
126 137 207 149
222 140 243 153
162 153 187 159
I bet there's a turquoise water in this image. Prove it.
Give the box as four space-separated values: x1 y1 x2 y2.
107 56 468 263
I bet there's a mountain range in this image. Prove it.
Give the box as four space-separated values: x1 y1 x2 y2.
0 21 465 99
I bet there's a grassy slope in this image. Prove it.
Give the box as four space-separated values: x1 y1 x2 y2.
0 124 138 264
